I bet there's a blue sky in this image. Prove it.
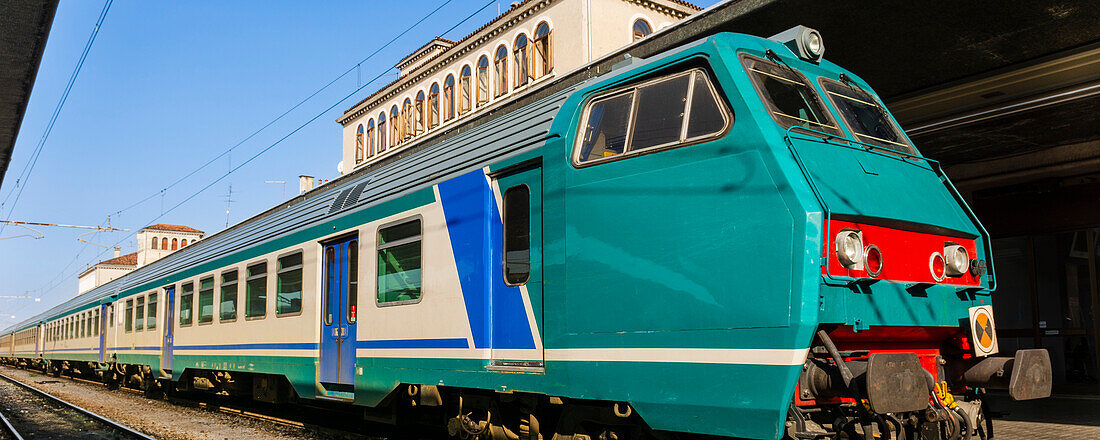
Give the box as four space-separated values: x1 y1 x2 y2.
0 0 719 326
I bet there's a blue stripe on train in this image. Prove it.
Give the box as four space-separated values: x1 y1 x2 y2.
437 170 535 350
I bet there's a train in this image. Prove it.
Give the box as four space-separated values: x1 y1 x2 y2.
2 25 1052 440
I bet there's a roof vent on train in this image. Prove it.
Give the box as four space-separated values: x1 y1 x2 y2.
328 181 369 214
769 25 824 63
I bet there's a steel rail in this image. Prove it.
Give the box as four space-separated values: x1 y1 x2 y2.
0 372 158 440
0 409 25 440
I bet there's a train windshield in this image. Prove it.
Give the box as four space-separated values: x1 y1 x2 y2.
820 79 917 154
741 55 840 136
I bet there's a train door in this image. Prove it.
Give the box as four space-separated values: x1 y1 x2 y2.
99 304 108 362
320 235 358 392
161 286 175 371
490 162 544 369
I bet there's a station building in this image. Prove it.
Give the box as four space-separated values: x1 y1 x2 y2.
335 0 700 173
77 224 204 294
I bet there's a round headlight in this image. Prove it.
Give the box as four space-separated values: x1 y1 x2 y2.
804 30 823 57
835 230 863 268
944 244 970 277
929 252 946 282
864 245 883 278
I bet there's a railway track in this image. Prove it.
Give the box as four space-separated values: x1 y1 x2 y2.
0 372 157 440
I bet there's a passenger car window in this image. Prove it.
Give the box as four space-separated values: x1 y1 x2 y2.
377 219 422 304
246 262 268 318
147 292 157 329
135 296 145 331
199 277 214 323
820 78 916 154
220 270 239 322
180 283 194 326
347 242 358 323
125 299 134 332
742 55 839 135
575 69 729 165
277 252 303 315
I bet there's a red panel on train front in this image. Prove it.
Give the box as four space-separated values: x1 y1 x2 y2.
823 219 983 287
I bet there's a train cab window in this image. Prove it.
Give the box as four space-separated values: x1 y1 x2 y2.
575 69 730 165
220 270 238 322
147 292 157 329
199 278 214 323
819 78 916 154
503 185 531 285
125 299 134 332
277 252 303 315
741 55 839 135
180 283 194 326
377 219 422 305
135 296 145 331
246 262 268 318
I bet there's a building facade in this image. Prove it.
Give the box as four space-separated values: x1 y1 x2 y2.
336 0 700 173
76 224 205 294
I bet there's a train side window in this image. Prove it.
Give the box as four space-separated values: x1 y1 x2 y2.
125 299 134 332
220 270 238 322
180 283 194 326
135 296 145 331
324 247 335 325
80 313 86 338
93 310 99 336
108 304 114 328
246 262 268 319
147 292 157 329
574 69 730 165
277 252 303 316
377 218 423 305
502 185 531 285
198 277 214 323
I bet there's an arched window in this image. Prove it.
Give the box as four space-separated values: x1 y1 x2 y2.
366 119 376 157
378 112 387 153
632 18 651 41
460 65 473 114
477 56 490 106
390 105 400 145
428 83 440 129
494 45 509 98
414 91 425 134
171 238 178 250
514 34 530 87
533 22 552 78
181 239 188 247
402 98 414 140
443 75 455 121
355 124 364 164
161 237 168 250
151 237 158 250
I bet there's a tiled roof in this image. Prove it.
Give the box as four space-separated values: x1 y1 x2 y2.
142 223 204 234
98 252 137 267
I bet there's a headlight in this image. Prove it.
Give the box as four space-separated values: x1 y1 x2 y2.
768 25 825 62
803 30 824 58
929 252 946 282
864 245 883 278
835 230 863 269
944 244 969 277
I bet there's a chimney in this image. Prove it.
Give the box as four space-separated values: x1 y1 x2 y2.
114 246 121 258
299 175 315 194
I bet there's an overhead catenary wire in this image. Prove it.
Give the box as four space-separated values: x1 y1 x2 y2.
108 0 465 219
0 0 115 235
19 0 498 314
